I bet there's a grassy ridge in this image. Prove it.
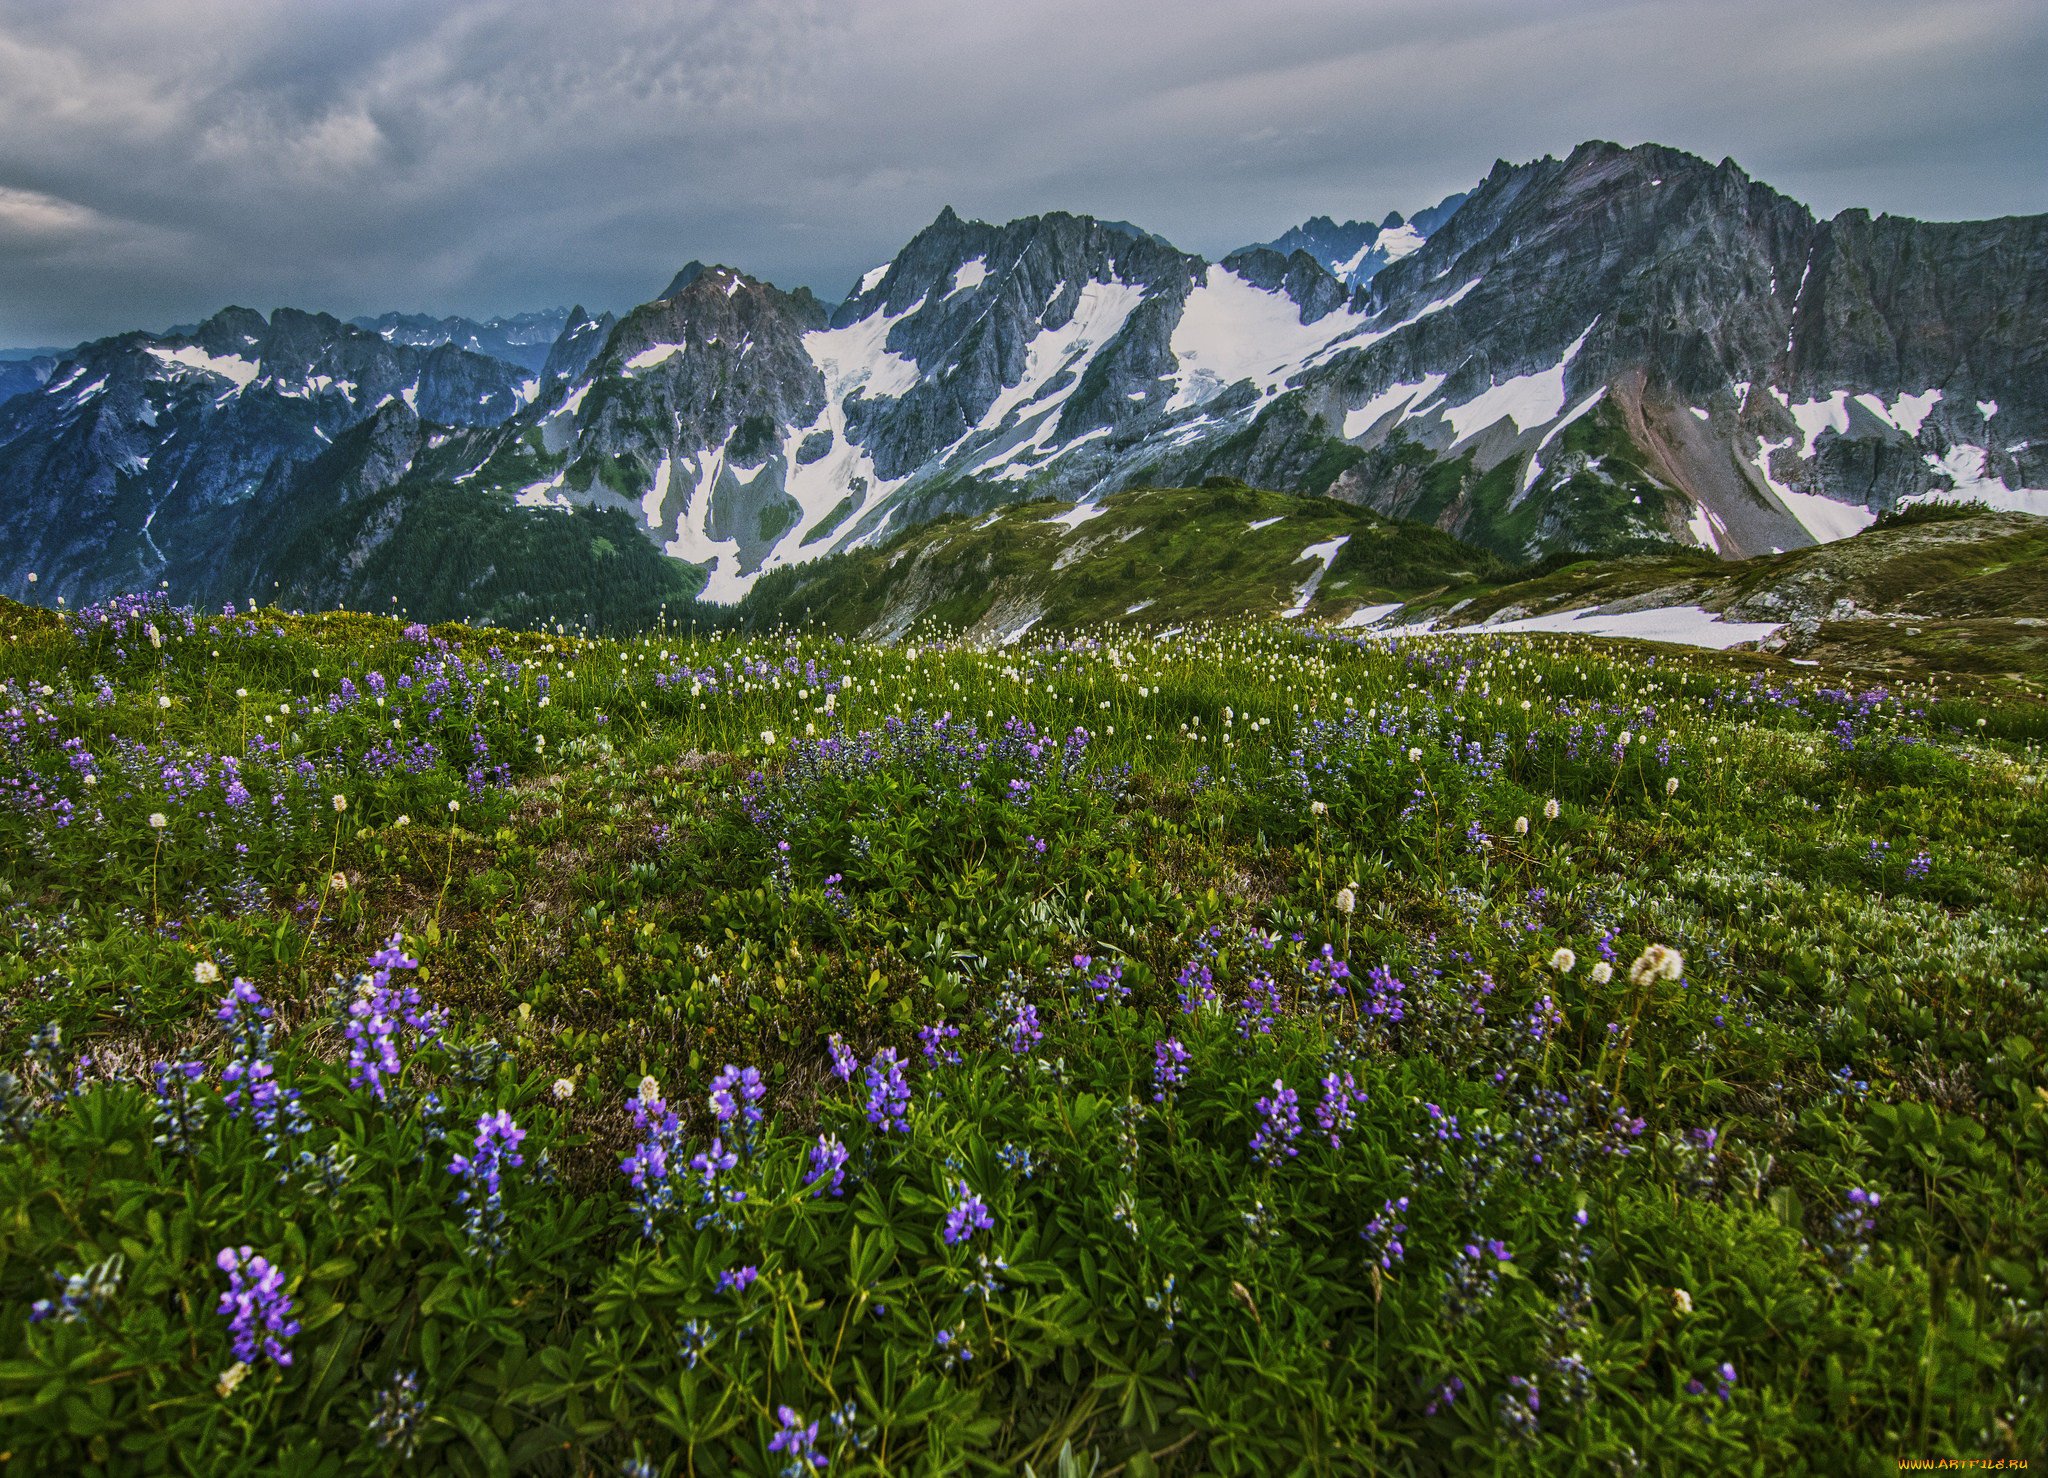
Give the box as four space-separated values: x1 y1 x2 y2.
1 595 2045 1473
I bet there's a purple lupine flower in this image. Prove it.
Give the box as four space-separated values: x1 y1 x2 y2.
342 935 441 1102
998 992 1042 1055
216 979 305 1158
1359 965 1406 1022
620 1088 686 1238
1314 1071 1366 1149
447 1110 525 1259
1250 1078 1301 1166
215 1246 300 1366
827 1033 858 1082
864 1050 911 1132
708 1064 767 1151
767 1406 827 1473
805 1133 850 1197
151 1059 208 1156
918 1019 961 1065
942 1181 994 1246
689 1137 746 1231
1423 1374 1465 1416
1152 1038 1190 1102
715 1265 758 1294
1360 1196 1408 1268
1498 1375 1540 1441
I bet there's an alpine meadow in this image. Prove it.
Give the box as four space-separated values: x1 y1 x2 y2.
1 568 2045 1474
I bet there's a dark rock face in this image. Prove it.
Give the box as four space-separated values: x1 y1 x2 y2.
1238 192 1468 287
535 307 617 403
0 356 57 407
0 306 531 603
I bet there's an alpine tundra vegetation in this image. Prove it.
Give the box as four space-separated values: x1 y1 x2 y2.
1 579 2045 1474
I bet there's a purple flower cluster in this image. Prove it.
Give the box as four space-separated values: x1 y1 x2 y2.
767 1405 828 1474
996 990 1043 1055
942 1181 995 1246
1825 1187 1882 1268
216 1245 299 1366
1314 1072 1368 1149
1443 1238 1512 1321
448 1110 525 1258
709 1063 766 1152
1358 965 1406 1024
1250 1078 1301 1166
1360 1196 1408 1269
1423 1375 1464 1417
342 935 442 1101
1152 1038 1190 1102
216 979 306 1157
864 1049 911 1132
917 1019 961 1065
715 1265 759 1294
151 1059 208 1156
1498 1374 1541 1441
620 1088 687 1239
827 1033 859 1081
805 1133 850 1197
689 1138 746 1231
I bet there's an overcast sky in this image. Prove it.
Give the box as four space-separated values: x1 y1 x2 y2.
2 0 2042 348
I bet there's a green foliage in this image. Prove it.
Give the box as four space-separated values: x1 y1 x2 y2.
1872 500 1992 532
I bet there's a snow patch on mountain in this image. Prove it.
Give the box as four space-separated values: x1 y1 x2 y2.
148 344 260 391
1168 266 1362 410
1441 321 1596 445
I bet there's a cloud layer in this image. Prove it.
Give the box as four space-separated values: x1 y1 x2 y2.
2 0 2043 346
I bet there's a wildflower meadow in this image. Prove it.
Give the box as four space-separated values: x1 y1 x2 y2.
1 592 2045 1474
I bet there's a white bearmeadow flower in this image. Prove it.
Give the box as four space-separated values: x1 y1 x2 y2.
194 961 220 984
448 799 460 813
148 813 167 829
1618 730 1633 747
332 794 347 812
1407 747 1423 763
761 730 777 747
552 1078 576 1101
637 1075 661 1105
1334 887 1356 915
1666 777 1680 796
216 1361 251 1398
235 687 247 698
1514 816 1529 835
158 695 171 710
395 815 410 827
329 872 349 894
1629 944 1684 987
1544 798 1561 821
1310 800 1328 817
1589 961 1613 985
1550 948 1576 973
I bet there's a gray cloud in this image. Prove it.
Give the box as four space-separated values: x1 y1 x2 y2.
1 0 2042 346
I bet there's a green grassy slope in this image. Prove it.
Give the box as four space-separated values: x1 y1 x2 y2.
735 481 1516 638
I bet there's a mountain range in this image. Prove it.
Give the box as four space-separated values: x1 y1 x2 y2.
2 138 2042 626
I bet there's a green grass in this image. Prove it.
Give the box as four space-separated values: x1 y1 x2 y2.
1 597 2045 1473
